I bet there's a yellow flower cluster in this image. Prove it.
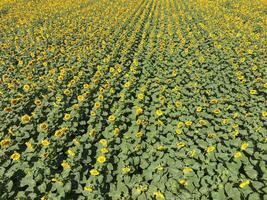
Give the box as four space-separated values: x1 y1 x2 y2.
0 0 265 198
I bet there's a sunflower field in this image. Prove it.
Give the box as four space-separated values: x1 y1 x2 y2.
0 0 266 199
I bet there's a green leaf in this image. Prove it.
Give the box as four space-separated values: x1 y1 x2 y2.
64 181 72 192
244 166 258 179
248 193 260 200
6 180 13 192
38 182 46 193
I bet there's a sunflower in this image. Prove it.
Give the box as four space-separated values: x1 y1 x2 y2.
108 115 115 123
122 166 131 173
153 191 165 199
185 121 192 126
34 99 42 106
239 180 250 188
155 110 163 117
97 155 106 163
39 122 48 130
23 84 30 92
0 139 11 147
25 141 33 150
206 146 216 153
10 99 18 105
41 139 50 146
113 128 120 136
67 149 75 157
10 151 21 161
175 101 182 108
63 113 71 121
135 131 143 138
196 106 202 112
179 179 188 186
94 102 101 109
234 151 242 158
135 107 143 115
77 95 85 102
99 139 108 146
61 161 71 170
241 143 249 151
84 186 93 192
137 93 144 100
64 89 71 96
249 90 257 95
21 114 31 124
90 169 100 176
4 107 12 112
213 109 221 114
